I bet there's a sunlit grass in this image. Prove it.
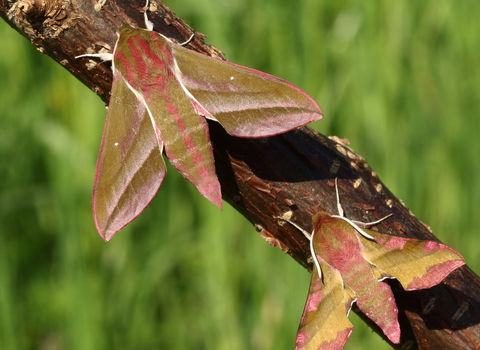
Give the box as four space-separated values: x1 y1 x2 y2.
1 0 479 349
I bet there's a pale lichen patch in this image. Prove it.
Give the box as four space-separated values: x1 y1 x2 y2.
353 178 362 188
328 135 350 145
335 144 347 156
94 0 107 11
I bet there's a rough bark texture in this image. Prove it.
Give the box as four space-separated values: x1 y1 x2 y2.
1 0 479 349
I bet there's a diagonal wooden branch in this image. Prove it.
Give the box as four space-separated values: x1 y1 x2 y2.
1 0 479 348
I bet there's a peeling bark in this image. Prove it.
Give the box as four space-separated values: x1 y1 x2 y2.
1 0 480 349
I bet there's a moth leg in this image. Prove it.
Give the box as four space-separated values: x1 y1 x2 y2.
276 213 311 240
309 225 323 279
275 214 322 278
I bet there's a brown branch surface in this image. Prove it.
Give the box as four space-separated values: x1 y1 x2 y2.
1 0 479 349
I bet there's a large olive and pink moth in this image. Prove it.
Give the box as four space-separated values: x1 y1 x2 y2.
281 179 465 350
77 6 323 241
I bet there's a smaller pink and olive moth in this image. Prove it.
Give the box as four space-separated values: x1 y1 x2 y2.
283 179 465 350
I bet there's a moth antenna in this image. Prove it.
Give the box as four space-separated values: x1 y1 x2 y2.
177 33 195 46
330 214 376 240
351 214 393 227
144 0 154 31
335 177 345 217
75 53 113 61
331 177 392 240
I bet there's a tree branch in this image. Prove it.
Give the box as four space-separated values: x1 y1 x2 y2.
2 0 479 348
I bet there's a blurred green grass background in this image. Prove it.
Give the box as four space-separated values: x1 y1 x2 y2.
1 0 479 349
